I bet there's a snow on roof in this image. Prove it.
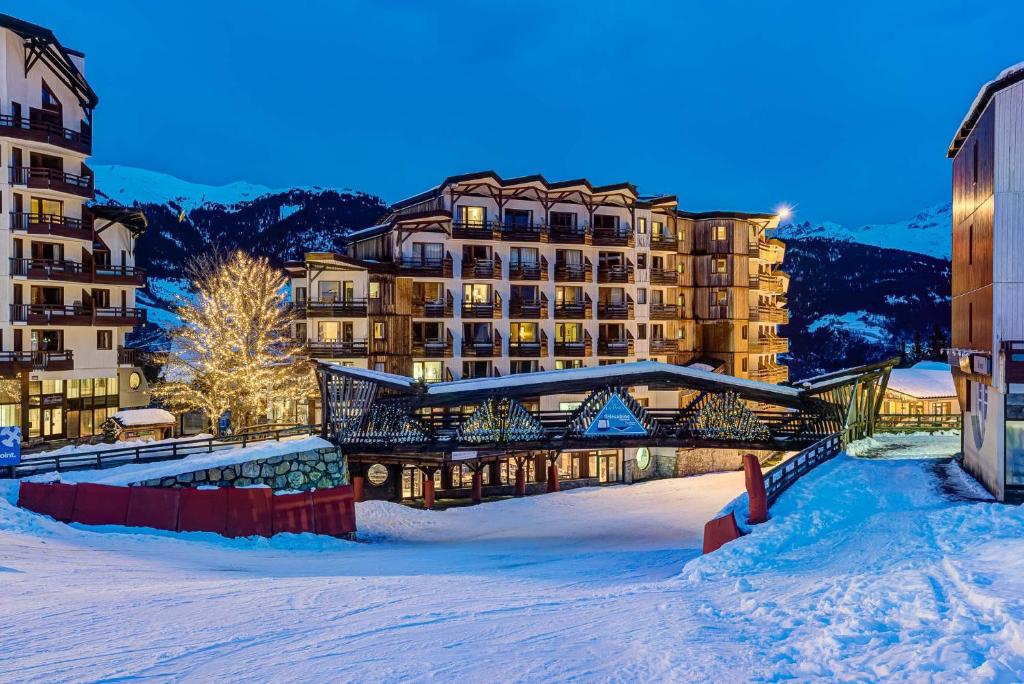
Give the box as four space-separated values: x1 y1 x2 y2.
112 408 176 426
886 368 956 400
951 62 1024 155
423 360 802 398
322 364 418 389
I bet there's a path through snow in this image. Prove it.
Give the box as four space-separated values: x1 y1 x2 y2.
3 433 1024 681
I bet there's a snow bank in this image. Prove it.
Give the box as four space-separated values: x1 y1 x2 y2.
28 435 332 486
112 408 176 426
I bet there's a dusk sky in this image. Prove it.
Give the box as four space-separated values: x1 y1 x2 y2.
10 0 1024 226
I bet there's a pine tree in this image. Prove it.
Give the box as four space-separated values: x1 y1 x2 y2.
152 250 314 434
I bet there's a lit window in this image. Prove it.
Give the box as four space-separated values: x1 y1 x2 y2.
637 218 648 235
413 361 443 383
713 225 727 241
713 290 728 306
460 206 486 225
652 221 663 237
712 258 728 274
369 282 380 299
559 401 582 411
373 322 386 340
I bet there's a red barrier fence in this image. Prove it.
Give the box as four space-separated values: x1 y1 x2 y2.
17 481 356 539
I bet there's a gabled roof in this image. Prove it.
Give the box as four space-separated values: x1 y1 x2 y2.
948 62 1024 158
89 204 147 236
0 13 98 111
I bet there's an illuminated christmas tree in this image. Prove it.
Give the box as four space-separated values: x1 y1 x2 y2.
152 250 314 434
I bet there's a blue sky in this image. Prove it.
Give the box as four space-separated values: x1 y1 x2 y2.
9 0 1024 225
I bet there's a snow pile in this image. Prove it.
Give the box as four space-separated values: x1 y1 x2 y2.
111 408 176 426
28 435 331 486
777 202 952 259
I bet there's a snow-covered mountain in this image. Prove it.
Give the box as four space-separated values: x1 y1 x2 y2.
777 202 952 259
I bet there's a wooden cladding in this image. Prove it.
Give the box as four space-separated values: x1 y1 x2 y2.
952 286 992 350
692 219 753 255
693 254 749 287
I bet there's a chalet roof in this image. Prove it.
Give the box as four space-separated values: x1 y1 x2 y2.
0 13 98 111
675 209 778 221
285 252 396 274
89 204 147 236
949 62 1024 158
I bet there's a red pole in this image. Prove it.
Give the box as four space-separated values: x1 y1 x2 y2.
352 475 365 503
743 453 768 524
547 463 560 493
515 464 526 496
471 470 482 503
423 472 435 510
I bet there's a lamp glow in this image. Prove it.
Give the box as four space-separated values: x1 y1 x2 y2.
776 204 793 221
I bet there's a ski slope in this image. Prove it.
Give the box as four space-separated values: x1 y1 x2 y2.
4 432 1024 682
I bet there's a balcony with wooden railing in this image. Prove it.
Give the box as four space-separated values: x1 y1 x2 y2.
93 264 147 286
592 225 633 247
554 258 592 283
11 304 145 327
749 365 789 384
412 291 453 318
554 331 592 357
307 339 370 359
649 267 679 286
0 349 74 376
508 255 548 281
554 294 592 320
118 346 140 366
597 261 634 284
10 166 94 198
649 231 678 251
749 337 789 354
10 212 93 240
649 303 680 320
597 296 634 320
93 306 148 326
398 252 453 278
750 306 789 325
462 332 502 358
10 257 91 283
508 294 548 319
508 331 547 358
412 330 453 358
293 298 369 318
597 336 635 356
500 222 545 242
462 292 502 319
0 113 91 154
452 220 499 240
461 253 502 280
649 338 679 355
548 224 589 245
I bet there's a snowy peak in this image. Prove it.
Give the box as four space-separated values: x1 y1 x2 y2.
777 202 952 260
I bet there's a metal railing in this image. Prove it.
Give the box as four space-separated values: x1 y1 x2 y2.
10 166 93 196
0 114 91 153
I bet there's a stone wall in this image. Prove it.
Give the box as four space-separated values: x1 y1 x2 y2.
133 446 348 492
654 447 783 477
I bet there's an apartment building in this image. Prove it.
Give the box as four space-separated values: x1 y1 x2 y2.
286 172 787 499
0 15 148 442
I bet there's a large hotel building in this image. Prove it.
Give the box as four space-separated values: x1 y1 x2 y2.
0 15 148 442
286 172 789 500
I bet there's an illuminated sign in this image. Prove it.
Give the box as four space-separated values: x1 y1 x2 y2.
584 395 647 437
0 427 21 466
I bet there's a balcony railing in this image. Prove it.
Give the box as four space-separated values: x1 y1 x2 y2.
554 259 592 283
462 301 499 319
398 253 453 278
500 222 544 242
461 255 501 279
508 339 545 357
93 264 147 286
462 337 499 357
554 337 591 357
649 232 678 251
750 337 789 354
597 337 634 356
750 366 789 383
597 262 634 284
597 301 634 320
118 346 140 366
10 212 92 240
553 300 591 319
452 220 499 240
10 304 145 326
294 298 369 318
508 297 548 319
508 256 548 281
649 267 679 286
0 114 91 154
649 338 679 354
10 166 93 198
412 293 453 318
0 349 74 376
750 306 789 324
10 257 90 282
412 337 452 358
93 306 147 326
307 340 369 358
548 224 589 245
592 226 633 247
649 303 679 320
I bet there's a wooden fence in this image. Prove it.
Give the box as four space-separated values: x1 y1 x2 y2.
874 414 961 433
763 433 844 506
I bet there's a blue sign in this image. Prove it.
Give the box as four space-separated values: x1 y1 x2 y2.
584 395 647 437
0 427 21 466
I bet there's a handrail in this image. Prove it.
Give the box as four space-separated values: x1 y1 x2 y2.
11 424 320 477
0 114 91 151
10 166 93 193
763 433 843 506
874 413 961 432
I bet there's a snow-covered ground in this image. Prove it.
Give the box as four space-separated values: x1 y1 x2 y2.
4 432 1024 681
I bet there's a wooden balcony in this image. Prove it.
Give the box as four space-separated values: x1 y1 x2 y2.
508 255 548 281
554 334 592 357
294 298 369 318
597 337 634 356
508 295 548 319
597 262 634 284
500 222 545 242
11 166 94 198
118 346 140 366
412 333 452 358
750 306 789 324
398 253 453 278
649 267 679 286
597 300 634 320
554 259 592 283
12 304 92 326
11 258 91 283
591 226 633 247
548 225 589 245
452 221 499 240
462 299 501 319
649 232 678 251
649 303 679 320
750 337 789 354
649 338 679 354
462 336 501 358
0 114 91 154
412 292 453 318
461 254 502 280
0 350 74 376
749 366 789 384
93 264 147 286
553 298 592 319
10 212 93 241
93 306 147 326
508 338 545 357
307 340 369 358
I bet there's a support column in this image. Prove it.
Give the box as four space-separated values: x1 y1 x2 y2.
352 475 365 503
515 459 527 497
422 468 436 510
547 452 560 493
743 453 767 525
471 469 482 503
